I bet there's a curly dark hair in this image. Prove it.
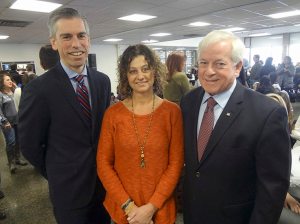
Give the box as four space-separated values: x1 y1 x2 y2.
0 70 11 92
117 44 166 99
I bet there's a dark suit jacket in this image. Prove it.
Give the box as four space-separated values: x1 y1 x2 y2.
18 63 111 209
181 82 291 224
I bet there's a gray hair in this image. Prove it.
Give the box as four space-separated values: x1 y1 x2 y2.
47 7 90 38
198 30 245 64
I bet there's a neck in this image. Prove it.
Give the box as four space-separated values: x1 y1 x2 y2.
3 87 12 93
131 91 154 105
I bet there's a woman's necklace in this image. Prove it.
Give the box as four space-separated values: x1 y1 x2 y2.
131 95 155 168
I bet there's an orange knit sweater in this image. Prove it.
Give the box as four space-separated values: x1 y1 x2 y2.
97 100 184 224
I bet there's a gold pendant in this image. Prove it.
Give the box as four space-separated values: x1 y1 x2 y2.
141 159 145 168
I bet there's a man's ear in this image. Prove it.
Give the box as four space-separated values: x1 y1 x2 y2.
235 61 243 77
50 38 58 50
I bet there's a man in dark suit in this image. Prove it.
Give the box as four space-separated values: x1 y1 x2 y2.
18 8 111 224
181 30 291 224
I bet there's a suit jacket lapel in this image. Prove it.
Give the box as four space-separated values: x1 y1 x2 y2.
198 83 244 167
87 68 98 138
53 64 90 129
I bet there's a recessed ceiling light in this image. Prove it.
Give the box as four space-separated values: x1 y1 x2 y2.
150 33 171 37
294 24 300 27
269 36 282 39
268 10 300 19
103 38 123 42
0 35 9 40
223 27 245 32
118 14 156 22
10 0 62 13
142 40 158 43
187 22 211 27
249 33 271 37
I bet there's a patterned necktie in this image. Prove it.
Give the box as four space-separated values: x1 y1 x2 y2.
197 97 217 161
74 75 91 121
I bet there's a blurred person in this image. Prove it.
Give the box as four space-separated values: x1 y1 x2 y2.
0 170 6 220
259 57 276 79
0 71 27 174
9 63 22 87
18 8 111 224
163 52 190 104
181 30 291 224
249 54 262 88
97 44 183 224
277 56 295 90
26 64 35 75
39 44 60 71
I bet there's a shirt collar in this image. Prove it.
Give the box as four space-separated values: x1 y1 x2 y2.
60 60 88 80
202 79 237 109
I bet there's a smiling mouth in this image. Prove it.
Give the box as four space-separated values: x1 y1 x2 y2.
69 51 84 56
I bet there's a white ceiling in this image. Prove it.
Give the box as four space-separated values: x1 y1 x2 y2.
1 0 300 48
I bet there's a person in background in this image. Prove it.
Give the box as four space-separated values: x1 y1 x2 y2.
249 54 262 88
259 57 275 79
163 52 190 104
181 30 291 224
9 63 22 87
39 44 60 71
18 8 111 224
97 44 183 224
277 56 295 90
0 71 27 174
26 64 35 75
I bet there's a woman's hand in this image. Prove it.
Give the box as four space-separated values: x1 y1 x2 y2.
284 192 300 214
127 203 157 224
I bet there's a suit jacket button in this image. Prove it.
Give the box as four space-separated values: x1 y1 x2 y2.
196 171 200 178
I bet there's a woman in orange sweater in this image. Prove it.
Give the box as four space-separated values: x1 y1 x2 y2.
97 44 184 224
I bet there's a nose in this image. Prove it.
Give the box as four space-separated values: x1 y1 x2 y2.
205 63 215 76
71 36 80 48
136 69 144 79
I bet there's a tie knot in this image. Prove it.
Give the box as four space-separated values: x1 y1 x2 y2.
75 74 84 83
207 97 217 108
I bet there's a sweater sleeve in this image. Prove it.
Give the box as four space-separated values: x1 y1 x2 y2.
97 110 130 207
149 107 184 208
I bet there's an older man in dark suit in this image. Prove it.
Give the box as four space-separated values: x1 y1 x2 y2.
181 30 291 224
18 8 110 224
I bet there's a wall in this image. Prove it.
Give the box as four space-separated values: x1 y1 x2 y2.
0 43 119 93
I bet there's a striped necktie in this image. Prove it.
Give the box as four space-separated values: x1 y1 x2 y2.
74 75 92 122
197 97 217 161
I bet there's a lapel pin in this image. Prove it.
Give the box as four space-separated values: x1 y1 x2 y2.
226 112 231 117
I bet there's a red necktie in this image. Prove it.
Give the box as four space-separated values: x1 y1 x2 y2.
197 97 217 161
74 75 91 121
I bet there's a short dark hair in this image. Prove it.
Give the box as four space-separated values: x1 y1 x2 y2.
117 44 166 99
39 45 60 70
48 7 89 38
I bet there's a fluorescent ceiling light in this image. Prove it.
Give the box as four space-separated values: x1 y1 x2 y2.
268 10 300 19
150 33 171 37
10 0 62 13
249 33 271 37
118 14 156 22
187 22 210 27
294 24 300 27
103 38 123 42
269 36 282 39
0 35 9 39
142 39 158 43
223 27 245 32
152 47 162 50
